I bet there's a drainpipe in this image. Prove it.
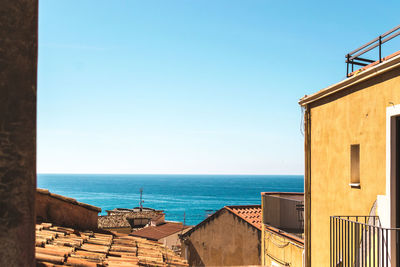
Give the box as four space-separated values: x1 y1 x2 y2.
261 194 265 265
303 104 311 267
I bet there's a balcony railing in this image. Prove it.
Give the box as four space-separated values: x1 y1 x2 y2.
345 25 400 77
330 216 400 267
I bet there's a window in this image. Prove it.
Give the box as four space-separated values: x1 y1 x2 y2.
350 144 360 188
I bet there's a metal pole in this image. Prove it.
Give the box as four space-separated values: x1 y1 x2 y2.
379 36 382 63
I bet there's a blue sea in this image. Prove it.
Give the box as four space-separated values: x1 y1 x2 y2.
37 174 303 226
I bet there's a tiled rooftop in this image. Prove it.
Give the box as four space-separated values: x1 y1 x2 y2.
131 222 190 241
35 222 188 267
225 205 262 230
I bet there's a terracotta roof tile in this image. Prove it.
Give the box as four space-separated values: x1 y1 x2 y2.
349 50 400 77
130 222 190 241
35 222 188 267
225 205 262 230
182 204 262 238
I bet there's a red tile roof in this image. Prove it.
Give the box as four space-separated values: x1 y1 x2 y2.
131 222 190 241
182 205 262 238
35 222 188 267
225 205 262 230
349 50 400 77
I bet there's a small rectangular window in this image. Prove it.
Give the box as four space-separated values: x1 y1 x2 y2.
350 144 360 188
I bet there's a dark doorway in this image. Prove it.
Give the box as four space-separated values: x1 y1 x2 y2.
396 117 400 261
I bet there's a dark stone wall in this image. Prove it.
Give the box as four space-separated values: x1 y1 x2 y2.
0 1 38 266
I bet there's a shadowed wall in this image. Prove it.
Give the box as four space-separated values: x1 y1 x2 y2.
36 189 101 231
0 1 38 266
181 210 261 266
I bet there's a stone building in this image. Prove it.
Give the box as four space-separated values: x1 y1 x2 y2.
180 205 262 266
98 207 165 233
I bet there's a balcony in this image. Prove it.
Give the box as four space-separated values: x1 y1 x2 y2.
262 193 304 237
330 216 400 267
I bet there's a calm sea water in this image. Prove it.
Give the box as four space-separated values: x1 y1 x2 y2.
37 174 303 226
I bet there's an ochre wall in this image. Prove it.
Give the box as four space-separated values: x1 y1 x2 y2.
262 225 304 267
309 67 400 266
181 210 261 266
36 191 100 230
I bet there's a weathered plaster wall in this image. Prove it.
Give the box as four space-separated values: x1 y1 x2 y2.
309 66 400 266
36 190 100 230
0 1 37 266
262 225 304 267
181 210 261 266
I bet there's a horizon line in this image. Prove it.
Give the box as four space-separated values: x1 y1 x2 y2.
37 172 304 176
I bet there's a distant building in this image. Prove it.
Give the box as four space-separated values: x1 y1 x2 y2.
299 26 400 266
180 205 262 266
98 207 165 233
131 221 191 252
261 192 304 267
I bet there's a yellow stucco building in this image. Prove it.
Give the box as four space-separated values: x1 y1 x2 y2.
299 28 400 266
261 192 304 266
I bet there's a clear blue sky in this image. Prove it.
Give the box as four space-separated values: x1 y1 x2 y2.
37 1 400 174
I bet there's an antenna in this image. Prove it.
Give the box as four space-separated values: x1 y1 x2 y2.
139 188 144 211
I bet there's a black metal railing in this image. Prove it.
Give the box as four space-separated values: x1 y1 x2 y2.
346 25 400 77
330 216 400 267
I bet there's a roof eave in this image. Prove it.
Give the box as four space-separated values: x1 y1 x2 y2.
299 53 400 106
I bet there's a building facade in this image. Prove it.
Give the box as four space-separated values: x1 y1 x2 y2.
180 205 261 266
300 49 400 266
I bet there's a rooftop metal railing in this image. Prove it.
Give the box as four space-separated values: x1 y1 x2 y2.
346 25 400 77
330 215 400 267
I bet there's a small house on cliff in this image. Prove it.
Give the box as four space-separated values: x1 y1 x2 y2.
180 205 262 266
